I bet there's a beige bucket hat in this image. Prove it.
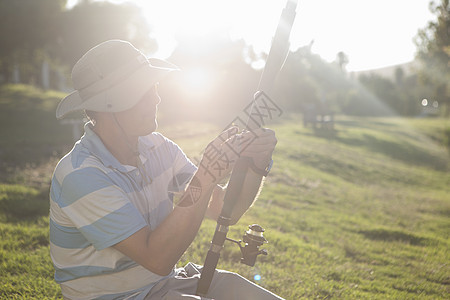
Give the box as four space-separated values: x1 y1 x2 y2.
56 40 178 119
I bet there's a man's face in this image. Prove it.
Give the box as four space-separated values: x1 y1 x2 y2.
114 84 161 137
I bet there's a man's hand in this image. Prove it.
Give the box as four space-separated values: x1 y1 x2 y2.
197 126 277 184
201 127 277 224
239 128 277 172
197 126 239 184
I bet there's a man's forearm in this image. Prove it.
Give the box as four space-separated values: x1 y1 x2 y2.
113 168 216 276
147 168 216 270
206 168 265 225
230 168 264 224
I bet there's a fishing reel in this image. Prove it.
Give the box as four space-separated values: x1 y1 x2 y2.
226 224 268 266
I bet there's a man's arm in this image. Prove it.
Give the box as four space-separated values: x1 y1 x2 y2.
113 169 215 276
206 169 264 224
113 127 240 276
206 127 276 224
113 127 275 276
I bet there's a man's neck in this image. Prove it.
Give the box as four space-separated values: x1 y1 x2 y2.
92 122 139 167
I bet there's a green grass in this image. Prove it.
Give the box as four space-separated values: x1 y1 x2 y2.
175 115 450 299
0 84 76 172
0 85 449 299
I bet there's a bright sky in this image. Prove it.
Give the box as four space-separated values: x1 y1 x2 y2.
67 0 435 72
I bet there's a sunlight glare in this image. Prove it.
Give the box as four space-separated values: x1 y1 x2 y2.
179 67 215 99
69 0 434 72
137 0 283 58
185 68 209 89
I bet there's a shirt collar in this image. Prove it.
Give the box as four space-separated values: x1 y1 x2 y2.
80 122 155 173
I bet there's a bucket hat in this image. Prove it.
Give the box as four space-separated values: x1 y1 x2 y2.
56 40 178 119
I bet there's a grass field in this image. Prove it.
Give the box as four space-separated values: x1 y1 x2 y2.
0 84 449 299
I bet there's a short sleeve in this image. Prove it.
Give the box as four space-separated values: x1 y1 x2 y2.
57 166 147 250
156 134 197 193
172 145 197 191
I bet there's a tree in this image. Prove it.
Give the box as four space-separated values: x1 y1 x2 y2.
336 51 349 71
0 0 156 88
414 0 450 116
0 0 66 84
394 67 404 86
57 0 157 68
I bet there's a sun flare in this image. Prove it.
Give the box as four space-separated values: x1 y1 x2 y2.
178 67 215 100
132 0 433 72
138 0 282 58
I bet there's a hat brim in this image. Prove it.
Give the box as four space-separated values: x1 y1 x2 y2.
56 58 178 119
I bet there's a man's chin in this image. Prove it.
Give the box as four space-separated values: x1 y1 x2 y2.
140 120 157 136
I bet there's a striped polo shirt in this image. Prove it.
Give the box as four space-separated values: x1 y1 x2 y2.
49 123 196 299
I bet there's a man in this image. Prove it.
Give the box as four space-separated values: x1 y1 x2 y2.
50 40 281 299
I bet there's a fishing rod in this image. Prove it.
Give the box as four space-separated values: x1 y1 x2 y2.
196 0 298 296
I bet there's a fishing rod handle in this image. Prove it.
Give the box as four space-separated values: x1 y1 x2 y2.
196 158 250 296
195 215 230 296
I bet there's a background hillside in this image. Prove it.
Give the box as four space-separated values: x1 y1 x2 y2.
351 61 419 80
0 85 449 299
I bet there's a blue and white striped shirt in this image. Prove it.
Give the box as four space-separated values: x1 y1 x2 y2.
49 123 196 299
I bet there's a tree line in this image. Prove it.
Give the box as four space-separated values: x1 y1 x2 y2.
0 0 154 89
0 0 448 118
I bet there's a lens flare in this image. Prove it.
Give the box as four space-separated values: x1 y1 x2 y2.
178 67 215 101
